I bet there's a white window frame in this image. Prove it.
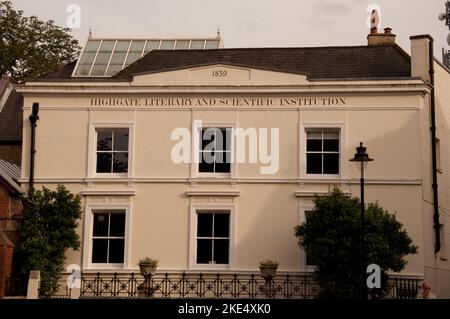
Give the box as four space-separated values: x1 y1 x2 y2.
191 121 236 179
88 123 134 178
83 203 132 270
299 123 345 180
299 203 316 272
189 204 236 270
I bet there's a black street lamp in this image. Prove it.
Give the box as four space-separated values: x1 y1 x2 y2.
350 142 374 299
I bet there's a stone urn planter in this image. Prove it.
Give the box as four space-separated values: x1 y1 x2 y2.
259 260 279 280
139 257 159 277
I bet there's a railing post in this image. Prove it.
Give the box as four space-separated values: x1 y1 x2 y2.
26 270 40 299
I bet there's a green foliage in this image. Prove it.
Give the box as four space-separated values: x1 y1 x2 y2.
294 187 417 299
14 185 81 297
0 1 80 82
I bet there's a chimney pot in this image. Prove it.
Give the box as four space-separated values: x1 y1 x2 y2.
367 27 396 46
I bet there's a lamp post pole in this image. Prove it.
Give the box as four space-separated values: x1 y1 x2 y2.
360 159 366 300
350 142 373 300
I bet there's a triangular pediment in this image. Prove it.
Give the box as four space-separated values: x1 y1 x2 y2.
131 63 309 86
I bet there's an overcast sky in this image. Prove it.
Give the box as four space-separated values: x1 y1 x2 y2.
10 0 450 59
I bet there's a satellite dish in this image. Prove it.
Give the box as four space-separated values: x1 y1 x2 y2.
439 12 448 21
447 32 450 45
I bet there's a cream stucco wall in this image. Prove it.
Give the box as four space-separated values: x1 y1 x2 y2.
18 63 438 293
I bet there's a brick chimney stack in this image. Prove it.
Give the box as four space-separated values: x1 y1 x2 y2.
367 27 396 46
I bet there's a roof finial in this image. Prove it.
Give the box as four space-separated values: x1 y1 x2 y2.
88 27 93 40
216 26 221 40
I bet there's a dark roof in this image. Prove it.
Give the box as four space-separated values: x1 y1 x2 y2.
0 77 23 142
33 44 411 82
0 159 22 194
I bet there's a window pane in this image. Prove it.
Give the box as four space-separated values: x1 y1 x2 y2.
90 64 108 76
85 40 101 52
307 131 322 139
307 137 322 152
115 40 130 52
197 213 213 237
113 130 129 151
199 159 214 173
214 151 230 164
223 128 232 152
213 213 229 237
97 131 112 150
306 153 322 174
323 131 339 139
175 40 190 50
93 213 109 237
110 52 127 65
160 40 175 50
214 128 226 152
106 64 123 76
130 40 145 52
99 40 115 52
109 213 125 237
215 156 231 173
213 239 229 264
94 52 112 64
112 153 128 173
79 52 96 64
92 239 108 263
97 153 112 173
323 153 339 174
74 64 91 76
205 40 220 49
108 239 125 263
190 40 205 49
201 128 215 150
323 138 339 152
125 52 141 65
145 40 160 52
196 239 212 263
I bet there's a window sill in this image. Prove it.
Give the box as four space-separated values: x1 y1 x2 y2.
302 174 341 180
189 264 231 271
195 173 232 179
86 263 125 270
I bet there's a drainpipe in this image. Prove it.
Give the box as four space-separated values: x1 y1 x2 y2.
28 102 39 195
428 38 441 254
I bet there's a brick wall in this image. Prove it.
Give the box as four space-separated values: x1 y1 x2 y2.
0 185 10 218
0 239 14 299
0 144 21 167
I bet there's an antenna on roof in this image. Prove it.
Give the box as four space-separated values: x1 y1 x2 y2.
216 26 221 40
88 27 93 40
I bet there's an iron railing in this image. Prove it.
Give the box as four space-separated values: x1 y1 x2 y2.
38 278 71 299
389 277 420 299
79 272 420 299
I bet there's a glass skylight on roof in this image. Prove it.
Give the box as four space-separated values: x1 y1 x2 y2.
190 40 205 49
73 37 222 77
205 40 220 49
175 40 190 50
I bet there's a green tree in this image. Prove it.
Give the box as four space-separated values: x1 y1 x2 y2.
294 187 417 299
0 0 80 82
14 185 81 297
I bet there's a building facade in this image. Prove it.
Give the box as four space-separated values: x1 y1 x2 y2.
16 30 450 297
